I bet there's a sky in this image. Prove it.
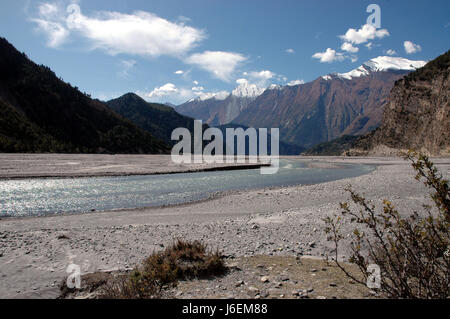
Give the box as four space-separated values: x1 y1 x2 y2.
0 0 448 104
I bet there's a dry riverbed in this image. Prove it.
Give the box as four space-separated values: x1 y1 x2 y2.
0 155 448 299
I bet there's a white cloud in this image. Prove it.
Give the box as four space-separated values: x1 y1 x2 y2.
139 83 196 104
146 83 178 98
118 59 137 78
339 24 389 45
174 70 184 75
185 51 247 82
287 79 305 86
386 49 397 56
32 3 205 58
404 41 422 54
312 48 345 63
341 42 359 53
31 3 69 48
286 48 295 54
193 80 199 85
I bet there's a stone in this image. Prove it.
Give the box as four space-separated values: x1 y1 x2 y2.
260 276 270 283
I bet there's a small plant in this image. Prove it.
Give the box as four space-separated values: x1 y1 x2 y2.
324 151 449 299
100 239 227 299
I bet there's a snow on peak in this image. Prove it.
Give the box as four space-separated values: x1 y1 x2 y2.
322 56 427 81
364 56 427 72
267 84 282 90
232 79 265 98
190 90 230 102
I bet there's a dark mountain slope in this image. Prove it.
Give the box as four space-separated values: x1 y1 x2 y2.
0 37 169 154
106 93 205 146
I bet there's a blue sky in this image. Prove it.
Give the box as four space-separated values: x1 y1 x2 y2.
0 0 448 104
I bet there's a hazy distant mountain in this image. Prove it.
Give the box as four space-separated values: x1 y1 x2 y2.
349 51 449 156
0 37 170 154
234 56 426 149
176 80 265 126
107 93 207 146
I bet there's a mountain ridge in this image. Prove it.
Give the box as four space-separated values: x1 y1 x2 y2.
0 37 170 154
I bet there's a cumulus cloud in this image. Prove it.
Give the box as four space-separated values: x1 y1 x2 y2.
174 70 184 75
139 83 196 104
339 24 389 45
404 41 422 54
32 2 205 58
341 42 359 53
185 51 247 82
31 3 69 48
386 49 397 56
312 48 345 63
285 48 295 54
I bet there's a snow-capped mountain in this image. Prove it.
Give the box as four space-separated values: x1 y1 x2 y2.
233 56 428 148
232 80 265 98
177 80 268 125
323 56 427 80
177 56 428 140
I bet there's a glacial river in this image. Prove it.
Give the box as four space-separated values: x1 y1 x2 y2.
0 159 375 217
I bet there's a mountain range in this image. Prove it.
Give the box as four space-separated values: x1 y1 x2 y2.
0 36 447 157
177 56 426 149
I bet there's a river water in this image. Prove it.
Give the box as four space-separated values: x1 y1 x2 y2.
0 159 375 217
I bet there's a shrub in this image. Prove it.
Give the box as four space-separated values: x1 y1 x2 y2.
324 151 449 298
100 239 227 299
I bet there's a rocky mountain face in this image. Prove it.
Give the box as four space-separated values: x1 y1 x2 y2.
234 57 426 149
0 37 170 154
350 51 449 156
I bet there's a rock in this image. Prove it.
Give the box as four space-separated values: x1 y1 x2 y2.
317 296 327 299
308 241 316 248
311 269 318 273
235 280 244 287
260 276 270 283
260 291 269 298
291 290 299 296
251 224 260 230
307 288 314 293
248 286 260 293
329 283 337 287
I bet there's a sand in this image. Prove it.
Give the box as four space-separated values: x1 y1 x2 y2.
0 155 449 298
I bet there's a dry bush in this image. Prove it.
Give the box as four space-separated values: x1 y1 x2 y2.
325 151 449 299
99 239 227 299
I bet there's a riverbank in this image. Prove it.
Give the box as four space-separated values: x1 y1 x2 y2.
0 156 448 298
0 154 268 180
